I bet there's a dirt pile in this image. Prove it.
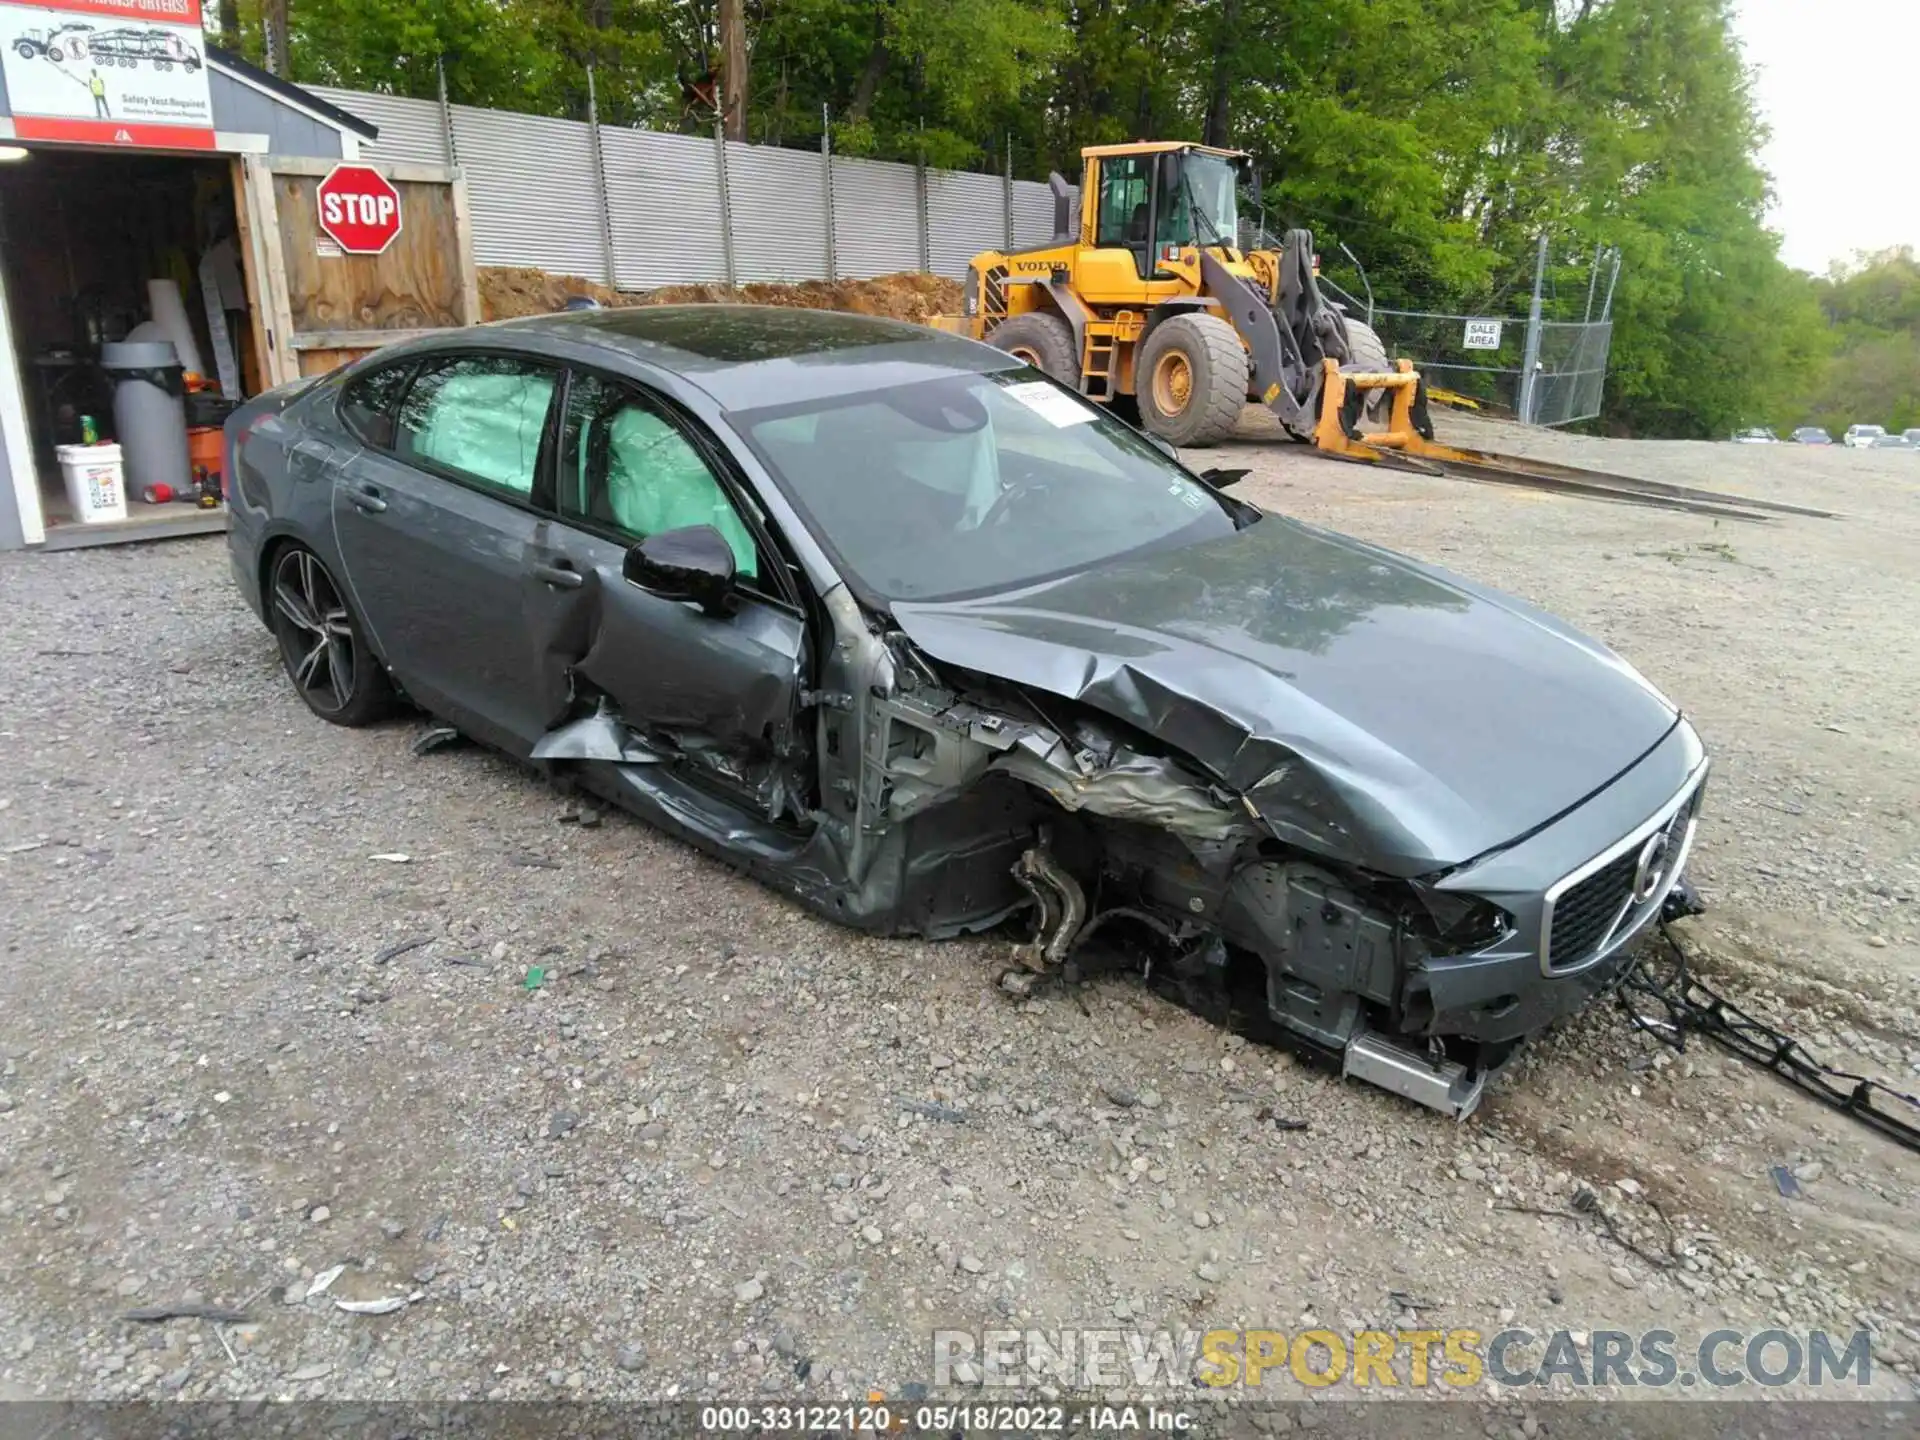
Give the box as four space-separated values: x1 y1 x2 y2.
478 266 963 324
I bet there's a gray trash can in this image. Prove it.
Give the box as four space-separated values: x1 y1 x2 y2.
101 340 191 503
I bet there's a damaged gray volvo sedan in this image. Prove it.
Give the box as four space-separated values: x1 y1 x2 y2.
226 307 1705 1117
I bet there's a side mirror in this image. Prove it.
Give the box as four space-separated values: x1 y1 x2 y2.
623 525 737 616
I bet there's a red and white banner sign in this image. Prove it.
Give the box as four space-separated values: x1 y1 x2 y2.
0 0 214 149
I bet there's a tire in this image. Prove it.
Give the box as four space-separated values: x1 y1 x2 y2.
1342 318 1390 375
1340 318 1392 425
986 311 1078 387
267 544 394 727
1136 313 1249 447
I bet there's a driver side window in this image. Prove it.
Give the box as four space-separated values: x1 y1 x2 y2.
558 372 760 581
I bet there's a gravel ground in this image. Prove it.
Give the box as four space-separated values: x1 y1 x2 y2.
0 415 1914 1416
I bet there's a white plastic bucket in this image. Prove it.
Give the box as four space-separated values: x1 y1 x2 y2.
56 443 128 524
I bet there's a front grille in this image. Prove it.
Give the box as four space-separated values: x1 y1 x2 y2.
1544 781 1704 974
1547 849 1638 971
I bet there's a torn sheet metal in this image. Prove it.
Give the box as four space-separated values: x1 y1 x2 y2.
531 708 665 764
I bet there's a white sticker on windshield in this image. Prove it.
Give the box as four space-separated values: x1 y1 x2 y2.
1004 381 1096 428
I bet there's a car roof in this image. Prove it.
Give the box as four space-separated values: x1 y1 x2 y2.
484 304 1025 411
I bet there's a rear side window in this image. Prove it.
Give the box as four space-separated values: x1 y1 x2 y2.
396 355 558 499
339 362 412 447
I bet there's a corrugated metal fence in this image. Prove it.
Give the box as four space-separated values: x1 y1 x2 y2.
310 87 1059 290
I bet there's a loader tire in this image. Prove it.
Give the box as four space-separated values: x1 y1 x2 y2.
1341 318 1390 375
987 312 1079 388
1137 314 1249 448
1341 318 1392 425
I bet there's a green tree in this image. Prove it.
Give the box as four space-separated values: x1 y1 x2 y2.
1797 248 1920 433
249 0 1842 439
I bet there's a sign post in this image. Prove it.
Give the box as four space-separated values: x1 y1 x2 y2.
315 164 403 255
0 0 214 149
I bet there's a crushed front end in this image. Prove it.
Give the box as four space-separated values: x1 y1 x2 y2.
821 616 1709 1119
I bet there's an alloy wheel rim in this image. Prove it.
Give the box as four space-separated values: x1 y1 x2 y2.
272 550 356 713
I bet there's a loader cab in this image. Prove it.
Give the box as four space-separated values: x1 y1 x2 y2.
1086 143 1245 281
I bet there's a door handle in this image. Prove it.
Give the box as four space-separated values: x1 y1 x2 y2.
345 485 387 514
529 560 585 589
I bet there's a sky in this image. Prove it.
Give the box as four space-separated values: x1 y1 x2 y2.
1730 0 1920 275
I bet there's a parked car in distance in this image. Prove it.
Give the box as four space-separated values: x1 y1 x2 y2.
1868 434 1914 450
1843 424 1887 448
224 306 1707 1120
1730 428 1778 443
1903 428 1920 447
1790 426 1833 445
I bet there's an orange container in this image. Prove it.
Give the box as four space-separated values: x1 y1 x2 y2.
187 425 223 483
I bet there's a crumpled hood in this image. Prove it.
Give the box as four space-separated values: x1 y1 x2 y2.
891 514 1678 875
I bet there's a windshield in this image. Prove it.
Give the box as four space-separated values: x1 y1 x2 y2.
733 371 1240 603
1161 153 1240 249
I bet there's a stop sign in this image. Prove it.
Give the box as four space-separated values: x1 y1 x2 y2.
315 165 403 255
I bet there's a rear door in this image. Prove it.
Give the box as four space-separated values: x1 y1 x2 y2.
329 351 563 752
521 367 808 819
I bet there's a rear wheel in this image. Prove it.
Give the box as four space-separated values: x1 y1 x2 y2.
987 311 1079 387
1136 313 1249 447
268 544 394 727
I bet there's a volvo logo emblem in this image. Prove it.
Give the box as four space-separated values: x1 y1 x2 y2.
1632 830 1673 904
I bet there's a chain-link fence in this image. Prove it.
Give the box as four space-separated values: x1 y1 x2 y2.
1317 241 1621 427
1531 319 1614 427
1356 308 1615 427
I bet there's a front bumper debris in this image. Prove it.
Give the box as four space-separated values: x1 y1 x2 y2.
1343 1032 1486 1120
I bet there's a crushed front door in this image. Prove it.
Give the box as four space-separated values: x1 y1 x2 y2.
522 371 808 820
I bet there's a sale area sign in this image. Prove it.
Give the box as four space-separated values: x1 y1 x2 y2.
0 0 214 149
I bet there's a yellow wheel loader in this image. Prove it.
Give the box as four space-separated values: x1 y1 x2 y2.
961 141 1412 451
953 141 1833 523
